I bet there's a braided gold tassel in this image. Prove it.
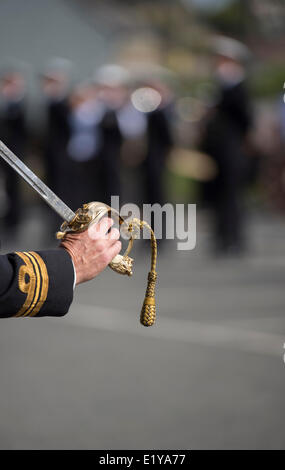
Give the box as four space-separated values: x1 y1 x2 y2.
140 271 157 326
129 218 158 327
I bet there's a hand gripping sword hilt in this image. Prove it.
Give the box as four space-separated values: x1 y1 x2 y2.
56 202 158 327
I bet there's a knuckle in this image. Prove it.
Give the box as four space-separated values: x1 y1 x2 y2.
88 224 99 240
110 228 120 240
106 217 114 225
96 241 104 253
100 217 113 229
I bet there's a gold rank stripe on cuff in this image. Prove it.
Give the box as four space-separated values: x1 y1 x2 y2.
14 252 49 317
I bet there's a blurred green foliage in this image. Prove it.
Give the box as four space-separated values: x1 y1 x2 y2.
201 0 251 37
249 63 285 98
165 169 200 204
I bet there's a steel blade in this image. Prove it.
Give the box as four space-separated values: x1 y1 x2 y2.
0 139 75 223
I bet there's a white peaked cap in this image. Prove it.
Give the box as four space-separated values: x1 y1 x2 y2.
212 36 251 62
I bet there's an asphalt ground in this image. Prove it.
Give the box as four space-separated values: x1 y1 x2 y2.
0 209 284 449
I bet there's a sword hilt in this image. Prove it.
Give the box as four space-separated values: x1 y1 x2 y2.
56 202 158 326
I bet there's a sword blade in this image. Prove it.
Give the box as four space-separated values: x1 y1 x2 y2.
0 140 75 223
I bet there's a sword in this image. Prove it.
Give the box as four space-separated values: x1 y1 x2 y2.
0 139 158 326
0 139 75 223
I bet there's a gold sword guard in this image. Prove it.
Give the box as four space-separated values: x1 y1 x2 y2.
56 202 157 327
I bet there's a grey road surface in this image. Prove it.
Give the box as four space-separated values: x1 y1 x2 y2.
0 211 285 449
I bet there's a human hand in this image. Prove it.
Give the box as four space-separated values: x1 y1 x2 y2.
60 217 121 285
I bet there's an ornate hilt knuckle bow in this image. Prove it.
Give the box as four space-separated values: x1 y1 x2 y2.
56 202 158 327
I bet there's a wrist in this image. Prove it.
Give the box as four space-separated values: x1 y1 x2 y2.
61 246 83 286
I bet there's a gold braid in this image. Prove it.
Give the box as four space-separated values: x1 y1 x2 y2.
128 218 158 327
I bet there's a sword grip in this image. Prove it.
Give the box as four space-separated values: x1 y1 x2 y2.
56 201 134 276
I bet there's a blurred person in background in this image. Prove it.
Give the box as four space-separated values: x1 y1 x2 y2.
262 96 285 213
113 75 148 205
144 80 174 208
67 80 106 208
0 64 27 238
40 58 72 232
95 65 128 206
140 80 174 244
200 37 252 255
280 94 285 144
116 75 174 239
66 64 130 211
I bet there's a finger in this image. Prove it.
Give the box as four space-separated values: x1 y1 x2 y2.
106 240 122 263
106 227 120 243
88 217 114 240
97 217 114 236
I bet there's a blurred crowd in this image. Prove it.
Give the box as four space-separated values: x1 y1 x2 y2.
0 60 174 240
0 37 284 255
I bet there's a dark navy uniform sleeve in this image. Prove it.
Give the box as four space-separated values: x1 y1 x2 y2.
0 248 74 318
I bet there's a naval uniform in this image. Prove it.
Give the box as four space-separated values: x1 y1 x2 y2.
0 248 74 318
200 80 251 252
